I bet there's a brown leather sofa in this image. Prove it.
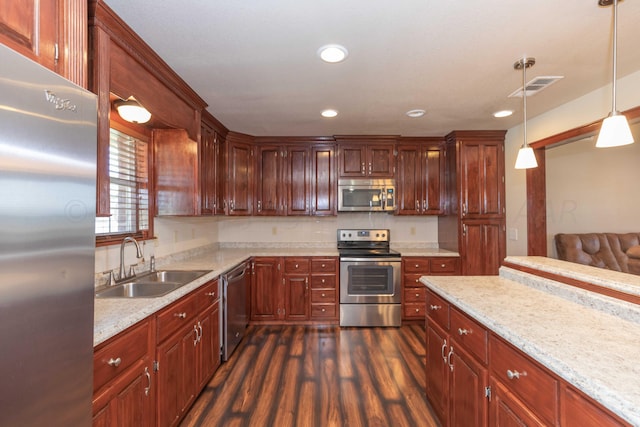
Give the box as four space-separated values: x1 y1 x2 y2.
555 232 640 275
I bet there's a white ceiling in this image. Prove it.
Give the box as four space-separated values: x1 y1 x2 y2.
105 0 640 137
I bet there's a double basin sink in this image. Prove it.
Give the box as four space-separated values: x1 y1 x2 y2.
96 270 211 298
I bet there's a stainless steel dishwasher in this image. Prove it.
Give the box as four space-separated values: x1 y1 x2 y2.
221 260 249 361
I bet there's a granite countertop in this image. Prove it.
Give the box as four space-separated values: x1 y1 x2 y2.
394 247 460 257
420 271 640 425
505 255 640 298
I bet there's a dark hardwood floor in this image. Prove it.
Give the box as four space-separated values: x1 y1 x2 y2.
180 324 439 427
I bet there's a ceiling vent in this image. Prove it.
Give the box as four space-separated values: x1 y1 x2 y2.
508 76 564 98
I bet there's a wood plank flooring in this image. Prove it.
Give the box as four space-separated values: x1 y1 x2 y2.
180 324 439 427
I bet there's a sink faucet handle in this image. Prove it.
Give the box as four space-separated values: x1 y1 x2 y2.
150 255 156 272
105 270 118 287
129 264 138 277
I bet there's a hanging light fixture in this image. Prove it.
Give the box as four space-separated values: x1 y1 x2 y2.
114 97 151 124
596 0 634 148
514 57 538 169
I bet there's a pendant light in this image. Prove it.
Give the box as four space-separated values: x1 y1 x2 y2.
596 0 634 148
514 57 538 169
114 97 151 124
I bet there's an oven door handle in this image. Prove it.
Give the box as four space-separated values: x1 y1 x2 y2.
340 257 402 263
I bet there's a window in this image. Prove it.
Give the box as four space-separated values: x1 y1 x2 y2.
96 128 150 241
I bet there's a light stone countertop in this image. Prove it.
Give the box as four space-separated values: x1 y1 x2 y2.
94 245 458 346
394 247 460 257
420 272 640 426
505 255 640 298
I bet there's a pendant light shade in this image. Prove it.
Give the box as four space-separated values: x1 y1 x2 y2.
514 57 538 170
115 98 151 124
596 0 634 148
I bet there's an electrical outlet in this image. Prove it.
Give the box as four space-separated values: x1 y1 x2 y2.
508 228 518 241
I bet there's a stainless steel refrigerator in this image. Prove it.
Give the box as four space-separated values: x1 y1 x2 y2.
0 44 97 426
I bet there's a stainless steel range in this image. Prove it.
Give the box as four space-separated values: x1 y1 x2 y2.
338 229 402 327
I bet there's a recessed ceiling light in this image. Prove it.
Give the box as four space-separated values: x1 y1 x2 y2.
493 110 513 118
406 109 426 118
318 45 348 63
321 109 338 118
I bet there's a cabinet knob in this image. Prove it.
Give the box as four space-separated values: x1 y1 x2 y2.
429 304 442 310
107 357 122 367
415 279 419 283
458 328 470 336
321 293 326 297
415 308 420 313
415 264 419 268
441 264 446 268
506 369 526 380
295 263 299 269
321 279 325 283
321 308 326 312
415 293 420 297
321 264 326 268
174 312 187 319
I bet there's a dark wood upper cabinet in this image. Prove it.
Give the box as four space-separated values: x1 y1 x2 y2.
1 0 87 87
226 132 254 216
200 112 227 216
285 145 311 216
396 139 444 215
254 144 285 216
337 137 397 178
310 144 336 216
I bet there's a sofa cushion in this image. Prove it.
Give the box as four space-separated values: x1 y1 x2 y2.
555 232 640 275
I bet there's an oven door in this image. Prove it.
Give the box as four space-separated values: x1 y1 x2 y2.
340 258 401 304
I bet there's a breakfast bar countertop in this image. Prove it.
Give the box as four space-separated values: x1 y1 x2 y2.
420 267 640 426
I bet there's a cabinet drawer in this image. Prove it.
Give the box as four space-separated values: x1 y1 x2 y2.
403 258 430 273
94 319 151 393
284 258 310 273
426 290 450 330
429 258 458 274
311 288 336 303
311 304 336 318
490 336 558 426
310 274 336 289
450 307 488 364
311 258 337 273
403 273 424 288
196 279 219 313
404 303 425 319
404 287 426 302
157 292 199 343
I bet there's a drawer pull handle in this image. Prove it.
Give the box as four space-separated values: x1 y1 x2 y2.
107 357 122 367
206 292 216 297
429 304 442 310
506 369 526 380
458 328 470 336
441 339 448 363
175 312 187 319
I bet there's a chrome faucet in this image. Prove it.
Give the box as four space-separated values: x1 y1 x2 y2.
119 236 144 280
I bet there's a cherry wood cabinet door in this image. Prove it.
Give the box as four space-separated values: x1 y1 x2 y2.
450 346 488 427
561 385 630 427
396 144 421 214
284 275 309 321
338 144 366 177
460 141 504 219
196 301 220 391
425 322 449 424
250 257 282 321
154 129 198 216
286 145 310 216
227 137 253 216
489 378 546 427
199 125 216 215
311 144 336 216
255 145 282 215
368 144 395 177
462 221 505 275
423 144 444 214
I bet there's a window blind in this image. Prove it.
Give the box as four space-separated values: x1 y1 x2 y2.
95 129 149 235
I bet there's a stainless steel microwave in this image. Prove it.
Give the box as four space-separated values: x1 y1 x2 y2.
338 179 396 212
